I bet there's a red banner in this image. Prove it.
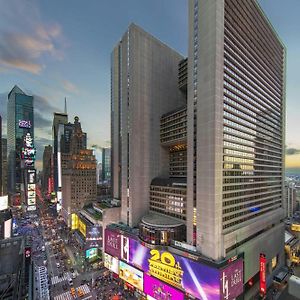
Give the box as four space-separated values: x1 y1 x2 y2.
259 253 267 295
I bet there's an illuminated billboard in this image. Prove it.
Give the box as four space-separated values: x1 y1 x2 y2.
220 258 244 300
0 195 8 211
104 253 119 274
127 238 243 300
4 219 12 239
71 213 79 230
105 229 121 258
144 273 184 300
27 184 36 206
27 169 36 184
18 120 31 129
78 218 86 237
119 260 143 291
86 248 98 260
86 225 102 249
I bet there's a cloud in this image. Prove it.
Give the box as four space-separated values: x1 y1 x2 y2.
286 148 300 155
0 0 66 74
62 80 79 94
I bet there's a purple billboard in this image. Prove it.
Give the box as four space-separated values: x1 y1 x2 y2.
125 238 243 300
220 258 243 300
127 238 220 300
144 273 184 300
104 229 121 258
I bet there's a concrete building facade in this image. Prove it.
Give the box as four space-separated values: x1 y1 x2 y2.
111 23 186 226
187 0 286 294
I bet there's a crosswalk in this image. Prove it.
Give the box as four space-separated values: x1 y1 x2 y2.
53 284 90 300
53 291 72 300
77 284 90 294
51 272 71 285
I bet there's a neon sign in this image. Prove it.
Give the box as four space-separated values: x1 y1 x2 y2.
19 120 31 129
259 253 266 295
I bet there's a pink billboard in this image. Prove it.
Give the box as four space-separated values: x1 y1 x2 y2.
104 228 121 258
144 273 184 300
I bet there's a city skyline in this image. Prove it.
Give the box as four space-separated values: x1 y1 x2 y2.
0 0 299 172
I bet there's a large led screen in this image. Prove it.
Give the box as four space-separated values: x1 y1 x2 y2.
105 229 121 258
220 258 243 300
119 260 143 291
144 273 184 300
104 253 119 274
127 238 220 300
0 195 8 211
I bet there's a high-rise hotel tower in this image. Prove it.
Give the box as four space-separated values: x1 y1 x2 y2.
187 0 285 284
111 1 286 296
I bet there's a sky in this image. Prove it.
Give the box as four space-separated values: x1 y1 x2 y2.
0 0 299 172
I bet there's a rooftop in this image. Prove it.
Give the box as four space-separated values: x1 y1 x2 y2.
141 212 185 227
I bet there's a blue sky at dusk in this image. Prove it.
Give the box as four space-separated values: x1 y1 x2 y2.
0 0 299 171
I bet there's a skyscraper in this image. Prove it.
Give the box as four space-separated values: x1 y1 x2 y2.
101 147 111 183
110 2 286 297
111 23 186 226
187 0 286 292
61 117 96 226
7 85 34 194
1 138 7 196
52 112 68 196
42 145 53 195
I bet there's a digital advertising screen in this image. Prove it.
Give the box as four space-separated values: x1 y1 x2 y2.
4 219 12 239
0 195 8 211
127 238 221 300
27 184 36 206
86 225 102 249
220 258 244 300
85 248 98 260
144 273 184 300
119 260 143 291
104 228 121 258
78 218 86 237
18 120 31 129
27 169 36 184
104 253 119 274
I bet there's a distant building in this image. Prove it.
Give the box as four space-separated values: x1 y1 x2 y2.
285 182 298 218
52 112 68 206
101 148 111 184
96 162 102 185
7 85 34 194
42 145 53 195
1 138 7 196
61 117 97 227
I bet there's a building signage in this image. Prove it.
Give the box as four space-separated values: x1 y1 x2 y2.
78 219 86 237
119 260 143 291
104 253 119 274
259 253 267 295
86 225 102 248
0 195 8 211
220 259 244 300
173 240 197 253
144 273 184 300
18 120 31 129
104 229 121 258
27 169 36 184
27 183 36 206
